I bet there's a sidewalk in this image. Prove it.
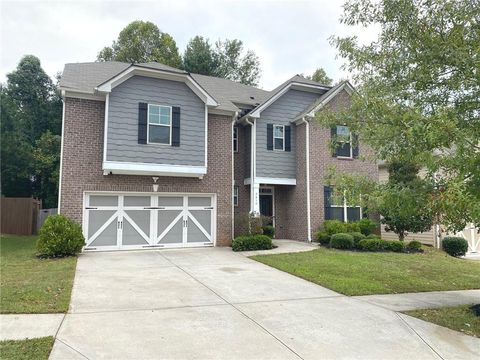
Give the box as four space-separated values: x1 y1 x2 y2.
353 289 480 311
0 314 64 341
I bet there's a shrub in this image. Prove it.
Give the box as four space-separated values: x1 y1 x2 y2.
232 235 273 252
345 222 361 233
37 215 85 257
349 232 366 248
262 225 275 238
385 240 405 252
406 240 422 252
323 220 347 235
366 234 380 239
329 233 354 250
314 231 331 245
358 238 387 252
442 236 468 257
358 218 377 236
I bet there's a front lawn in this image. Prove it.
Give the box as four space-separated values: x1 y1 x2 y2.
251 246 480 295
0 235 77 313
0 337 54 360
404 305 480 338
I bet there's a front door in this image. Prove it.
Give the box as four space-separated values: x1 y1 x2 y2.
259 188 274 226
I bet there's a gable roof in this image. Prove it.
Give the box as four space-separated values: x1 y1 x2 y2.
293 81 355 122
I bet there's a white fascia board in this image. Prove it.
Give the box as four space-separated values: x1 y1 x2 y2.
244 177 296 186
304 81 356 119
248 82 330 119
61 90 106 101
103 161 207 178
95 67 218 107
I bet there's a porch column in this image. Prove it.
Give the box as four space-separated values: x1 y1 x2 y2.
250 182 260 215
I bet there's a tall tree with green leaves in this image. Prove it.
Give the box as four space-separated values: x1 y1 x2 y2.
183 36 261 86
317 0 480 232
307 67 333 85
97 21 182 68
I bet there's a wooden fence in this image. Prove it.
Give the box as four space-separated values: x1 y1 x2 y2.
1 197 41 235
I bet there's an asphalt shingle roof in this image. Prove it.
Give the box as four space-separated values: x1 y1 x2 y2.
59 61 330 113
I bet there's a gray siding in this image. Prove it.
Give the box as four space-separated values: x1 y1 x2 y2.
256 89 320 178
244 125 251 178
106 76 205 165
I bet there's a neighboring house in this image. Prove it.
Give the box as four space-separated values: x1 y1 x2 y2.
379 163 480 254
58 61 378 251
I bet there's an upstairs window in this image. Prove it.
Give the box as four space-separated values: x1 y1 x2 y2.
274 125 284 151
335 125 352 158
148 104 171 145
324 186 362 222
233 126 238 152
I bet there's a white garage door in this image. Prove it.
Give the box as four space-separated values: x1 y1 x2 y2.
83 193 216 251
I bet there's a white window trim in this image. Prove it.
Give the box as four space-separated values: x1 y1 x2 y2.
336 125 353 159
233 186 239 207
327 190 362 222
147 104 172 146
273 124 285 151
233 126 239 152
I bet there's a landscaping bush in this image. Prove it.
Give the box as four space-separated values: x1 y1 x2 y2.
37 215 85 257
442 236 468 257
358 218 377 236
345 222 361 233
358 238 387 252
385 240 405 252
366 234 380 239
406 240 422 252
329 233 354 250
349 232 366 248
232 235 273 252
314 231 331 245
262 225 275 238
323 220 347 235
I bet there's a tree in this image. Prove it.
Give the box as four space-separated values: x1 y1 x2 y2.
379 162 434 241
183 36 217 75
32 131 61 208
183 37 261 86
97 21 182 68
316 0 480 231
307 67 333 85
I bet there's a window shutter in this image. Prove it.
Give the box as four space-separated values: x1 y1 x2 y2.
138 103 148 144
285 125 291 152
171 106 181 147
352 133 359 158
324 186 332 220
330 126 337 157
267 124 273 150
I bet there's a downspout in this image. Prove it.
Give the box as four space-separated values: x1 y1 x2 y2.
299 117 312 242
244 117 257 215
57 94 66 213
231 112 238 240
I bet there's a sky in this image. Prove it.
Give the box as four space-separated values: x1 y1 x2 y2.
0 0 378 90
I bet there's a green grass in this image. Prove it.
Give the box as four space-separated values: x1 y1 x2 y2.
251 246 480 295
0 337 54 360
404 305 480 338
0 235 77 313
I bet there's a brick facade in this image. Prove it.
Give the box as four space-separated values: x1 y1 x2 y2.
60 97 233 246
308 89 378 234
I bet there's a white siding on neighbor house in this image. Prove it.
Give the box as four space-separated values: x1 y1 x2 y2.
107 75 206 166
378 166 435 245
256 89 320 179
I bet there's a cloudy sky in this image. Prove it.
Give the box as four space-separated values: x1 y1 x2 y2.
1 0 377 90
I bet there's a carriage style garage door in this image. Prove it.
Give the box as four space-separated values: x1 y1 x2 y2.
83 193 216 250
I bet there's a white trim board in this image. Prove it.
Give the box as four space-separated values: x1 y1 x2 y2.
244 177 296 186
102 161 207 178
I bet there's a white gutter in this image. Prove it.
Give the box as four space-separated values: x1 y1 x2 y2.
57 98 66 213
299 117 312 242
231 112 238 240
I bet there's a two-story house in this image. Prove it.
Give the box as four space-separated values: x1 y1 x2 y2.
58 61 378 251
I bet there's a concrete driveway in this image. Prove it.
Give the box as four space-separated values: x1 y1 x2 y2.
51 247 480 359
